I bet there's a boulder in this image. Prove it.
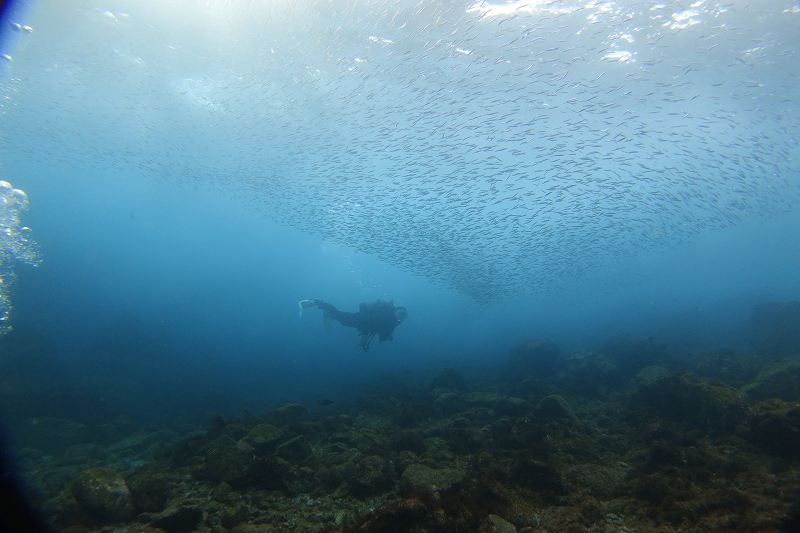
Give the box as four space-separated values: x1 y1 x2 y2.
400 463 465 493
464 392 529 416
348 455 393 496
272 403 309 425
535 394 578 424
127 469 169 513
149 505 203 533
276 435 312 462
634 365 671 386
478 514 517 533
742 359 800 402
630 373 749 430
71 467 134 523
748 400 800 456
243 423 283 453
203 435 255 485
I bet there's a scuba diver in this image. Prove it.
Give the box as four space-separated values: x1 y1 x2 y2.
299 298 407 351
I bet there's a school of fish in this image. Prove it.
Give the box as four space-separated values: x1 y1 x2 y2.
1 0 798 303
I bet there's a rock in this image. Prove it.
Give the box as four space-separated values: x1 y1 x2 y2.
127 469 169 513
276 435 312 462
400 463 465 493
272 403 309 425
465 392 530 415
478 514 517 533
630 373 749 430
348 454 392 496
71 467 134 523
108 430 176 456
693 349 762 386
748 400 800 456
752 301 800 357
510 458 565 497
742 359 800 402
429 368 468 391
149 505 203 533
244 423 283 453
535 394 578 423
203 435 254 485
353 498 430 532
634 365 671 386
432 391 465 413
507 340 561 377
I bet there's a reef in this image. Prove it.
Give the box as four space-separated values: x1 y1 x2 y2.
5 337 800 533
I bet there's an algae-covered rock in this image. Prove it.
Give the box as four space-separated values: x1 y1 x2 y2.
465 392 529 415
535 394 578 423
634 365 671 386
630 373 749 430
127 469 169 513
276 435 312 462
743 359 800 402
272 403 309 425
203 434 254 485
71 467 134 523
148 505 203 533
478 514 517 533
400 463 465 493
348 454 393 496
510 458 565 496
244 423 283 454
748 400 800 456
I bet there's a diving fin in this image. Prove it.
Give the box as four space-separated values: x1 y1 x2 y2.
298 299 317 317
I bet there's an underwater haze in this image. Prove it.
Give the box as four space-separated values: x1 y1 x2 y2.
1 0 800 531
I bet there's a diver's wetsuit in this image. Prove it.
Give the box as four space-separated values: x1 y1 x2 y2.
314 300 400 350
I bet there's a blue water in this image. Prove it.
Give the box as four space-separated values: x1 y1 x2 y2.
0 0 799 424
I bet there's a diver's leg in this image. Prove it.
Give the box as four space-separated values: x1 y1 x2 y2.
313 300 337 313
360 332 376 351
314 301 361 328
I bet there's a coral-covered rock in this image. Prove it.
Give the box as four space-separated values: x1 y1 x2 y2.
71 467 134 523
